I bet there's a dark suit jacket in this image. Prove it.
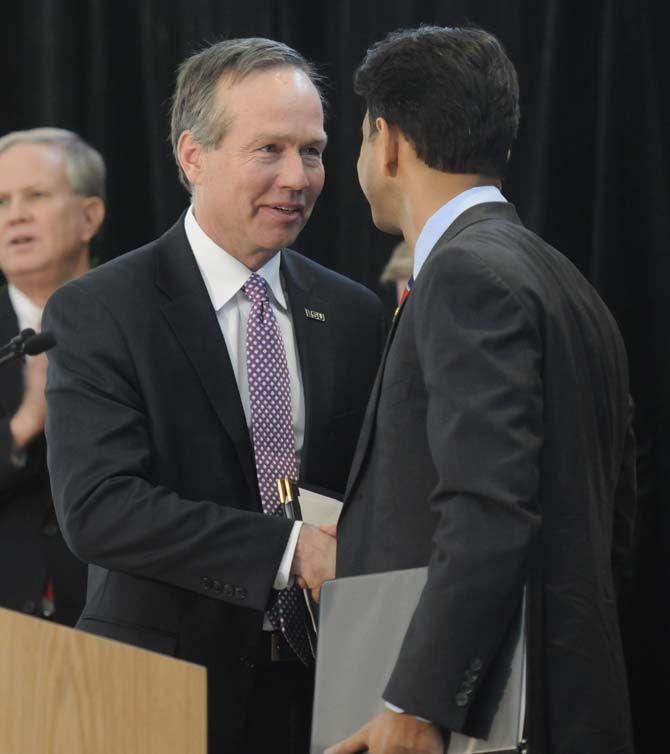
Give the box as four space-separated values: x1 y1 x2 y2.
43 217 386 749
337 203 636 754
0 286 86 626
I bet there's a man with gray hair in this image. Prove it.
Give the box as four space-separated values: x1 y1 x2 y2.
42 39 385 753
0 127 105 626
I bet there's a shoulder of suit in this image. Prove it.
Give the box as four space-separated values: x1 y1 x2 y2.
57 223 174 298
45 232 169 325
426 213 564 278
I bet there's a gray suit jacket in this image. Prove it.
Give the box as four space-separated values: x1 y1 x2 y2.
337 202 635 754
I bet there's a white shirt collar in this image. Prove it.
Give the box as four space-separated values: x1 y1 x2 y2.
184 206 287 311
413 185 507 280
8 285 42 331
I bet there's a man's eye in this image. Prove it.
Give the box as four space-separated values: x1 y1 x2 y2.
301 147 322 158
260 145 278 153
30 191 49 199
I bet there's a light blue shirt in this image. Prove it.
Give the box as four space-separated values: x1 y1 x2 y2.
413 185 507 281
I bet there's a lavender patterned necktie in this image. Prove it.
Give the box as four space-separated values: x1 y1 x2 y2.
243 272 311 665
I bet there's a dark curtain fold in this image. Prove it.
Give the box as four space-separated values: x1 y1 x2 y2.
1 1 667 750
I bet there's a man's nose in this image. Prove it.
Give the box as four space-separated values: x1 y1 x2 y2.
6 197 31 224
278 152 310 190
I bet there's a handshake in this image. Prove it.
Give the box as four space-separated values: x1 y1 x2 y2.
290 523 337 602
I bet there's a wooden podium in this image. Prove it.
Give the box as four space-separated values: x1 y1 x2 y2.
0 607 207 754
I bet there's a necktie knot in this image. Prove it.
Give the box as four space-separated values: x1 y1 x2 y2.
242 272 269 305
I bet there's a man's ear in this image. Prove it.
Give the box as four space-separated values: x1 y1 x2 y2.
376 117 400 178
178 130 205 186
80 197 105 242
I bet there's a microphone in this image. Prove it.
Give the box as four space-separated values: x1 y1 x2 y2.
0 328 35 359
0 329 57 367
24 331 57 356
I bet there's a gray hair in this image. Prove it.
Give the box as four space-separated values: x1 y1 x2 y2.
0 128 106 201
170 37 325 192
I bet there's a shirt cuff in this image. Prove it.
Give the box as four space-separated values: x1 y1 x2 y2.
384 700 431 724
9 448 28 469
273 520 303 590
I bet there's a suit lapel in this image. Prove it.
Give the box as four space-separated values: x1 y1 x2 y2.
341 296 404 508
155 219 258 498
281 250 334 481
0 286 19 341
0 286 24 413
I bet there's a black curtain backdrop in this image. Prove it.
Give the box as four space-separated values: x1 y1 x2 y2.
1 2 668 750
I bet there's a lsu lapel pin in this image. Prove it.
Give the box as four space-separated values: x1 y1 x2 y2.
304 308 326 322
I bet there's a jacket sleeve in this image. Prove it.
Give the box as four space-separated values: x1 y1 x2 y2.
384 247 542 732
611 397 637 611
0 414 24 494
0 395 47 504
43 280 293 613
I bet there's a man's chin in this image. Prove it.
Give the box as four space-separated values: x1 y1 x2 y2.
1 257 49 280
260 228 304 252
371 212 401 236
247 234 300 267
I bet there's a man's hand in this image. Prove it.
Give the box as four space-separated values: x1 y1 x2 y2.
325 710 444 754
291 523 336 602
9 353 48 450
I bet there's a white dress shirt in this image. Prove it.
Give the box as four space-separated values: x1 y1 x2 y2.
8 285 42 332
184 207 303 602
386 184 507 719
6 285 42 467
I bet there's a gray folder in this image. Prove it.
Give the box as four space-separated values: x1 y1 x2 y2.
311 567 526 754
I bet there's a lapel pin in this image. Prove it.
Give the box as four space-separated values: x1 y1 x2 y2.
304 308 326 322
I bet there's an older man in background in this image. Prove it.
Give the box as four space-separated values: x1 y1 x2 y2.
0 128 105 626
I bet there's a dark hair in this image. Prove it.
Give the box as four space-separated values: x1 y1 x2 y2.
171 37 325 191
354 26 520 177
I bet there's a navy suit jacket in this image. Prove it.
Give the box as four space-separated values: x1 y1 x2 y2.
43 217 386 750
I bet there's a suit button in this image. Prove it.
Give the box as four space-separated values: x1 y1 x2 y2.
470 657 483 671
202 577 213 590
213 580 223 592
455 691 469 707
235 587 247 600
239 656 255 669
463 670 478 687
222 584 234 597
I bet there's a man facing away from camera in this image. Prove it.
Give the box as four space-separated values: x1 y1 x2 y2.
0 128 104 627
328 26 635 754
42 39 386 754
